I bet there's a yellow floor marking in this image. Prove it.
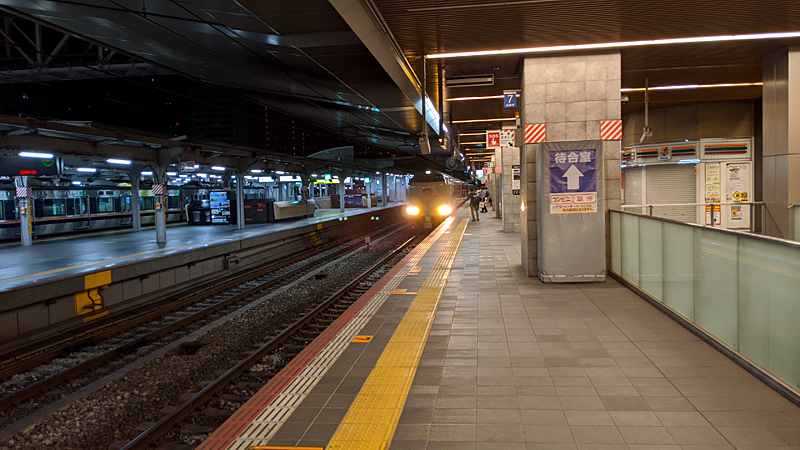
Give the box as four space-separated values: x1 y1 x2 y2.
250 446 324 450
353 335 374 343
326 217 468 450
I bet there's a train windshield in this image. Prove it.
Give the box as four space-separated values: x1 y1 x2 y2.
409 172 445 184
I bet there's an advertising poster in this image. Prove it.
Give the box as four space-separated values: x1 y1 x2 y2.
705 184 721 203
726 163 750 202
549 149 597 215
705 164 720 184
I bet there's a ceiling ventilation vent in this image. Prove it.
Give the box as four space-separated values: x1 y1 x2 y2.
445 74 494 87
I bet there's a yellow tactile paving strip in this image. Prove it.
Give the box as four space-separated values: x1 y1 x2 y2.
326 217 468 450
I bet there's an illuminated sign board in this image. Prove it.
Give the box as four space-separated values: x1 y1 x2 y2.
0 157 62 176
279 175 302 182
314 179 341 184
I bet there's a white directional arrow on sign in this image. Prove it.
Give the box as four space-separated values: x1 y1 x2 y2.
563 165 584 190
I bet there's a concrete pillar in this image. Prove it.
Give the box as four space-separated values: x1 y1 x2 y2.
762 47 800 238
14 177 32 246
153 172 168 244
129 169 142 232
519 53 621 277
497 145 521 232
339 178 346 213
367 176 372 208
235 172 245 230
381 172 388 205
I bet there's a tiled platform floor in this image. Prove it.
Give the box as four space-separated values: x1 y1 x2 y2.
391 216 800 450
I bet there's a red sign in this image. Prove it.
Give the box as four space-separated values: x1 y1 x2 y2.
487 131 500 148
19 170 38 175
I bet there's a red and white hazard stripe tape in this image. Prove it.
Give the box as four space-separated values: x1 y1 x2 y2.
15 187 33 198
601 120 623 141
524 124 546 144
151 184 165 195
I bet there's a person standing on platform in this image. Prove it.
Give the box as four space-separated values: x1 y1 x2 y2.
468 188 481 221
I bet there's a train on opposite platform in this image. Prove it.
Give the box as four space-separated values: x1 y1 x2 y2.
404 171 468 228
0 184 310 241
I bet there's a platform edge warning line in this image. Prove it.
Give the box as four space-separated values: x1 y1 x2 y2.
326 217 468 450
197 221 452 450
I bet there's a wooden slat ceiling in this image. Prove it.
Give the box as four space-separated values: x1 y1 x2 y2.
373 0 800 131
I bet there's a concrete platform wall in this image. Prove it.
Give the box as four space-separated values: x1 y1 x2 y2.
0 207 404 345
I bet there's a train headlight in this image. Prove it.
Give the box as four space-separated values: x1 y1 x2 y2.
437 205 452 216
406 205 420 216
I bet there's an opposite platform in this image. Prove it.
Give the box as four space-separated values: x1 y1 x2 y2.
0 204 403 342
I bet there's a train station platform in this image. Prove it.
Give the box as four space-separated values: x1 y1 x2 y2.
0 204 405 343
0 205 401 290
198 209 800 450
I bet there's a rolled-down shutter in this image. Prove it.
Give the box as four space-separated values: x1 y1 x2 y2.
645 165 697 223
623 167 644 213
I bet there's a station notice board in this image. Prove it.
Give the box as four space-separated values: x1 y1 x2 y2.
548 149 597 215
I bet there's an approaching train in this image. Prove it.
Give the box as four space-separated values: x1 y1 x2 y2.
404 171 468 228
0 184 302 241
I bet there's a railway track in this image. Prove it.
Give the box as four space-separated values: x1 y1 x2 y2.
120 231 421 450
0 223 406 419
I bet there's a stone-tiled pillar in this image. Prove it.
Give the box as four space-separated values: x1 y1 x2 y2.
763 47 800 239
498 145 521 231
520 53 622 277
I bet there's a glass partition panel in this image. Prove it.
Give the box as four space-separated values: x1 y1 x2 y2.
638 219 663 301
738 238 800 389
611 212 621 274
694 229 739 349
662 222 695 320
620 213 640 286
793 205 800 241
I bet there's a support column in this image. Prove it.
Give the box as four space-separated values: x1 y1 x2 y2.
367 176 372 208
235 172 245 230
128 168 142 232
381 172 388 205
14 177 32 247
762 47 800 238
152 172 168 244
497 146 520 232
339 177 346 213
519 53 621 277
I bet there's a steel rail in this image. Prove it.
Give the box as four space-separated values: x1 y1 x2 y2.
120 232 420 450
0 223 404 410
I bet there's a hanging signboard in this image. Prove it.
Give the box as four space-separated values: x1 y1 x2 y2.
549 149 597 215
0 156 62 176
512 165 520 194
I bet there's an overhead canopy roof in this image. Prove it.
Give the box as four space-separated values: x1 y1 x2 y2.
2 0 800 159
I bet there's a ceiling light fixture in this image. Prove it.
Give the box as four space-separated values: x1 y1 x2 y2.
621 82 763 92
107 158 131 165
447 94 517 102
19 151 53 158
427 31 800 59
459 132 487 136
452 117 516 124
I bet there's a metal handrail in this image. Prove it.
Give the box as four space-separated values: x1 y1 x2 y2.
611 208 800 249
621 202 763 208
